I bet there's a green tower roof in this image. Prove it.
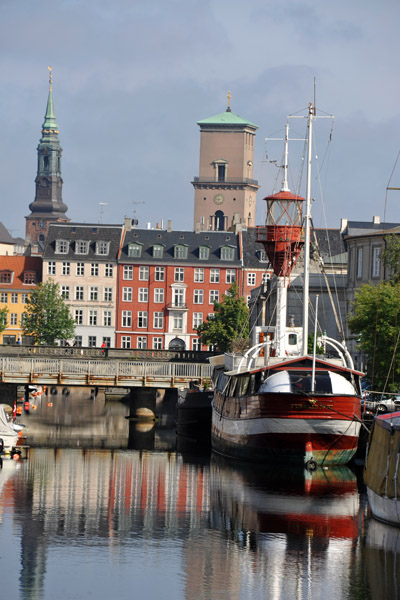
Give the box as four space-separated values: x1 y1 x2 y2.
42 67 59 134
197 109 258 129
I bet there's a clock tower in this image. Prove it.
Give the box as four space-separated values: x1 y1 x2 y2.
192 94 259 231
25 68 69 246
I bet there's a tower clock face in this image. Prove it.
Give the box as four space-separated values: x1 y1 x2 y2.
214 194 224 205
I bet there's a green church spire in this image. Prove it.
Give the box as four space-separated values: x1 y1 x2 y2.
41 66 59 135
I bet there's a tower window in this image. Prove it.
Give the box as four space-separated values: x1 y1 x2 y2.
218 164 226 182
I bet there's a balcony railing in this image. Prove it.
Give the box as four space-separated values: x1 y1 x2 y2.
192 176 259 185
166 302 188 311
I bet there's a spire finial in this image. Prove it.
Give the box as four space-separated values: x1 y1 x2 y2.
227 90 231 112
48 65 53 91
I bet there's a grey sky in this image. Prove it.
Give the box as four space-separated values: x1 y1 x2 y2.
1 0 399 237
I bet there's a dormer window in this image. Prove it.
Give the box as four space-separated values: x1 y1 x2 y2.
0 270 13 284
174 245 188 259
128 243 142 258
96 241 110 256
198 246 210 260
75 240 89 255
23 271 37 285
220 246 235 261
257 250 268 263
55 239 69 254
153 245 164 258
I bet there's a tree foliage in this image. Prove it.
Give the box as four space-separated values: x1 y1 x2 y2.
382 234 400 282
348 281 400 391
196 283 250 353
22 279 75 345
0 307 8 334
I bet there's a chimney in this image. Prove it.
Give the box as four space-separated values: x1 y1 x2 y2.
373 215 380 225
340 218 348 233
167 220 172 232
124 216 132 231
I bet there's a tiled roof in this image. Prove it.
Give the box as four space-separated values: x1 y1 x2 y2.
0 256 42 289
120 229 241 265
43 223 123 261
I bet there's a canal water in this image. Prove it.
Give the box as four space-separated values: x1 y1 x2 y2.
0 389 398 600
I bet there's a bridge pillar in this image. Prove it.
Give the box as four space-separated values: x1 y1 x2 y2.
0 384 18 408
128 388 158 420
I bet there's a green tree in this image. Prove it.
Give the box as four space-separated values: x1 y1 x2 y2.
348 281 400 391
382 234 400 281
22 279 75 345
197 283 250 353
0 307 8 334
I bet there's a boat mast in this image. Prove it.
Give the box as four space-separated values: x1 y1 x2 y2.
302 103 314 355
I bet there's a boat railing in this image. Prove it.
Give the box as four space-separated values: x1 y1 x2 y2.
236 341 271 373
319 336 354 371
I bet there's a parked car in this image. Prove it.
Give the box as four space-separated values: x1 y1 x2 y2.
362 393 400 414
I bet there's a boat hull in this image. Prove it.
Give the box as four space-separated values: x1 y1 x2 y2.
211 391 361 466
366 487 400 526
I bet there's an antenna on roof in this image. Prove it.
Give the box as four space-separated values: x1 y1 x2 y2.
98 203 108 223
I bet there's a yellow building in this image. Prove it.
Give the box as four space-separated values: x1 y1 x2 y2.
0 256 42 344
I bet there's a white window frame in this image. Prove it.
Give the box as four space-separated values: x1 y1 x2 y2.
123 265 133 280
193 312 203 329
155 267 165 281
76 262 85 276
62 262 70 276
139 266 149 281
47 261 56 275
226 269 236 284
122 310 132 327
194 268 204 283
210 268 220 283
138 288 149 303
209 290 219 304
372 246 381 278
90 263 99 277
174 267 185 282
153 337 163 350
247 272 256 286
123 287 132 302
103 287 113 302
154 288 164 303
194 289 204 304
356 247 363 279
153 312 164 329
121 336 131 349
137 311 148 328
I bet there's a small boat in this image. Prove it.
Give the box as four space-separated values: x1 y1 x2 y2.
0 404 21 454
211 104 363 467
364 412 400 525
176 382 214 438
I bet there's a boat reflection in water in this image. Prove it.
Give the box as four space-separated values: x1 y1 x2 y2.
365 519 400 599
209 456 362 597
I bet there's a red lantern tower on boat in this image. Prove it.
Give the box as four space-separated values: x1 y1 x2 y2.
257 125 305 357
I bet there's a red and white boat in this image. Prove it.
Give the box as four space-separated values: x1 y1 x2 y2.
211 104 363 467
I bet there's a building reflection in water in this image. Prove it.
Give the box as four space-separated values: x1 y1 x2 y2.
1 391 394 600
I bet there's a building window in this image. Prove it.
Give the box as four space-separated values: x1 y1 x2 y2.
372 246 381 278
123 265 133 280
103 310 112 327
137 336 147 349
76 262 85 276
154 288 164 303
137 311 148 328
194 289 204 304
75 240 89 255
88 336 97 348
11 293 18 304
74 336 82 347
194 268 204 283
0 271 12 283
74 309 83 325
155 267 165 281
139 266 149 281
356 247 363 279
153 312 164 328
62 262 70 276
24 272 37 284
217 164 226 182
20 313 27 327
192 338 202 351
21 293 28 303
47 261 56 275
55 239 69 254
139 288 149 302
173 288 185 307
209 290 219 304
226 269 236 284
104 287 113 302
102 337 111 348
123 287 132 302
247 272 256 286
128 243 142 258
75 286 84 301
221 246 234 261
174 267 185 282
153 337 163 350
193 312 203 329
10 313 18 326
122 311 132 327
96 241 109 255
257 250 268 263
105 263 113 277
0 293 8 303
210 268 220 283
173 312 183 330
121 336 131 349
91 263 99 277
61 285 70 300
199 246 209 260
0 312 7 326
89 310 98 326
89 287 98 301
153 245 164 258
174 245 188 259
